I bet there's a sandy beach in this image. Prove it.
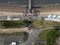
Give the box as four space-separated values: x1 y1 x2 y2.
0 5 60 16
34 5 60 16
0 5 26 16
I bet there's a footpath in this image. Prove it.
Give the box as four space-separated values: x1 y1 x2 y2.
0 27 32 33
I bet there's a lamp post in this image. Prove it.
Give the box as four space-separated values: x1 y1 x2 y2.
28 0 31 10
28 0 32 13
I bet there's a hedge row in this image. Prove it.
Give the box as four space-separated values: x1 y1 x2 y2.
2 20 31 28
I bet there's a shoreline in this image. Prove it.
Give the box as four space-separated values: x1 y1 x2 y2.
0 5 59 16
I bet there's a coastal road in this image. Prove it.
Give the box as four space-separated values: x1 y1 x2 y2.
19 27 53 45
0 15 39 20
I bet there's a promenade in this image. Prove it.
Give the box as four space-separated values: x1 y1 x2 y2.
0 27 32 33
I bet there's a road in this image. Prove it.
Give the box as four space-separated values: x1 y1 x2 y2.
19 27 53 45
0 14 41 21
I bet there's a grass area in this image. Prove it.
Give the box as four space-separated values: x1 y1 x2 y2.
37 28 56 40
0 21 4 28
2 20 30 28
37 30 49 40
36 28 60 45
43 21 54 27
32 20 54 28
46 28 56 45
35 28 55 45
46 28 60 45
0 20 31 28
32 20 60 28
32 20 43 28
0 20 59 28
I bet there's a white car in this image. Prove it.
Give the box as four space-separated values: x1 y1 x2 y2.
47 14 52 18
7 16 12 20
10 42 16 45
12 18 20 20
53 15 57 18
58 16 60 19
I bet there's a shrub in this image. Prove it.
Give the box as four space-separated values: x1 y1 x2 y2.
2 20 30 28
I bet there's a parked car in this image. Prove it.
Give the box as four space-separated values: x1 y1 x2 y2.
10 42 16 45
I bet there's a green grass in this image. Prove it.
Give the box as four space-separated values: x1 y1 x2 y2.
35 29 49 45
0 21 4 28
0 20 30 28
46 28 60 45
37 28 56 40
32 20 43 28
32 20 60 28
37 30 49 40
37 28 59 45
0 20 59 28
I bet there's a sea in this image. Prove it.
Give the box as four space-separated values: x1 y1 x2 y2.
0 0 60 7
